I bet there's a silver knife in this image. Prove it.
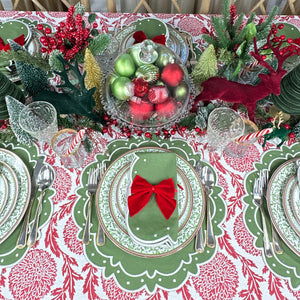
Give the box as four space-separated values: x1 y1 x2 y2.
16 156 44 248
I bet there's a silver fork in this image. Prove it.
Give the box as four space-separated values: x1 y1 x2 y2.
260 170 283 254
195 161 205 253
96 162 106 246
83 167 99 245
253 176 273 258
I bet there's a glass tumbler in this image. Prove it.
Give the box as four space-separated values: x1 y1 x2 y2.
224 119 259 157
19 101 58 145
51 129 88 169
206 107 245 151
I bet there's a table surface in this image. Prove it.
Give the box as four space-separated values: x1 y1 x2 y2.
0 10 300 300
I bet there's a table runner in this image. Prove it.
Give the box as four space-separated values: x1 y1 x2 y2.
0 10 300 300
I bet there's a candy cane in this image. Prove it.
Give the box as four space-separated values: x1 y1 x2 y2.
237 127 273 142
65 129 85 156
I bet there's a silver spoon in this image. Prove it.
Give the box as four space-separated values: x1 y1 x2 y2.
200 165 216 248
27 165 55 247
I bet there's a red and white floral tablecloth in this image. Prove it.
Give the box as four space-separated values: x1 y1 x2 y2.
0 10 300 300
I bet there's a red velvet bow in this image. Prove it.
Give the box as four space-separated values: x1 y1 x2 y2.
133 30 166 45
0 34 25 52
128 175 177 220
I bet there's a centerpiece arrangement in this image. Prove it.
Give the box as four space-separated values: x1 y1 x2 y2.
105 39 191 130
0 0 300 147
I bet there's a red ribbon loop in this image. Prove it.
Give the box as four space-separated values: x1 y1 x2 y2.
133 30 166 45
128 175 177 220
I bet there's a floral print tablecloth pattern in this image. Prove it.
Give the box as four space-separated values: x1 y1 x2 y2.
0 10 300 300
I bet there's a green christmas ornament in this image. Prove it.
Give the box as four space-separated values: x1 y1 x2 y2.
173 81 188 102
108 72 119 85
114 53 136 77
111 76 133 101
129 44 144 67
135 64 159 83
156 47 175 68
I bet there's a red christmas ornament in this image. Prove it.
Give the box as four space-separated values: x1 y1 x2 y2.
132 78 149 97
147 85 169 104
161 63 184 87
155 97 178 118
129 97 154 121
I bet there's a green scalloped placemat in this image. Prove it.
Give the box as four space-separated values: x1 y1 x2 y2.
0 138 54 267
243 143 300 289
74 136 225 293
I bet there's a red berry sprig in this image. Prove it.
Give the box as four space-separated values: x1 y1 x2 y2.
262 23 300 56
37 5 98 60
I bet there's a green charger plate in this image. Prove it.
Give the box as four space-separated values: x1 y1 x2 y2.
243 143 300 289
74 136 225 293
0 139 54 267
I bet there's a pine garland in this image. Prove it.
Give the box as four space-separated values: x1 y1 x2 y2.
0 50 51 72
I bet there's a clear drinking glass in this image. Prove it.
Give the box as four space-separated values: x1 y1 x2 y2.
51 129 87 169
206 107 245 151
224 119 259 157
19 101 58 145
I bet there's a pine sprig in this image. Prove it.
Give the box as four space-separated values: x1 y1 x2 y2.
222 0 231 32
257 6 278 32
0 50 51 73
87 34 111 56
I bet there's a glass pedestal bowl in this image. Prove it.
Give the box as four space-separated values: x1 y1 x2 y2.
104 39 192 131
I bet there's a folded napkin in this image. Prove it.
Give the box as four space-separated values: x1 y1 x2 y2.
126 152 178 245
